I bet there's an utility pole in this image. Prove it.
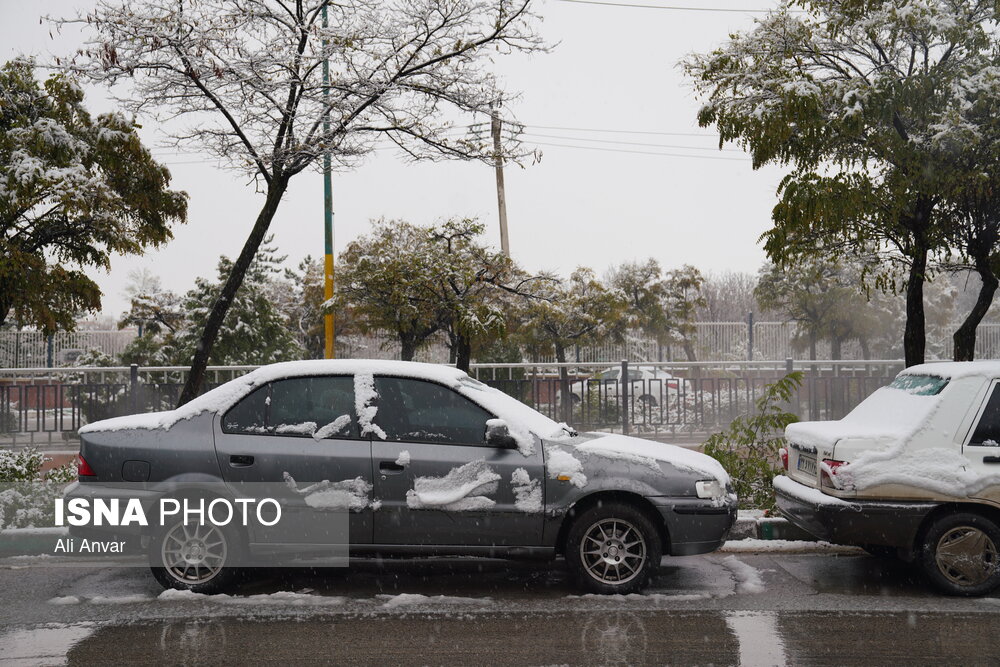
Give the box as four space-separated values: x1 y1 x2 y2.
322 5 335 359
491 108 510 256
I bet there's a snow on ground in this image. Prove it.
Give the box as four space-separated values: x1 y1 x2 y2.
720 539 862 554
46 596 81 605
721 556 765 595
379 593 493 609
405 459 499 511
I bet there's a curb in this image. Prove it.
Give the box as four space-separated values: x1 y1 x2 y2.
0 527 67 557
730 515 818 542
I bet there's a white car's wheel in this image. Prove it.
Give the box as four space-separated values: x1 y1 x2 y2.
921 512 1000 596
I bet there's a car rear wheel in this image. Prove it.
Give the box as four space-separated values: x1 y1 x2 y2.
149 519 244 594
565 502 661 594
920 512 1000 596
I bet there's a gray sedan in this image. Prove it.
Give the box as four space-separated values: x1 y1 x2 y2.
69 360 736 595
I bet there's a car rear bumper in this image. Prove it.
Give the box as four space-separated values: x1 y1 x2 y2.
651 495 738 556
773 475 937 548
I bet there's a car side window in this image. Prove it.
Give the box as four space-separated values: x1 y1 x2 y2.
222 376 358 438
970 384 1000 446
222 385 270 434
373 376 492 445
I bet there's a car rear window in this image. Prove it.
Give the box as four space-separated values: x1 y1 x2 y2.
888 374 949 396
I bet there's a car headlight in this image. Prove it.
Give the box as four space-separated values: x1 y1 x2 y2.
695 479 724 500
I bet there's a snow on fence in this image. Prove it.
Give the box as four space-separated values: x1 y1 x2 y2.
0 360 902 446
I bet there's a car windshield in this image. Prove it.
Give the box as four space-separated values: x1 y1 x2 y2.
888 374 949 396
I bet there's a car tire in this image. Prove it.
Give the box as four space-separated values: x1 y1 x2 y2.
565 501 662 595
919 512 1000 597
149 517 245 595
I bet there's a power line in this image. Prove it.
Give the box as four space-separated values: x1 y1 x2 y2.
531 125 715 137
553 0 791 13
522 131 743 152
530 140 749 160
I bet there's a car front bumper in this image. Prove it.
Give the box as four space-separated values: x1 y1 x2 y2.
651 494 738 556
773 475 937 548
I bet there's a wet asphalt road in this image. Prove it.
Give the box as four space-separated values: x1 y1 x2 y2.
3 547 1000 665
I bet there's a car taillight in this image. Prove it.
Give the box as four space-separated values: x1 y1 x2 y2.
778 447 789 471
77 454 96 477
820 459 846 489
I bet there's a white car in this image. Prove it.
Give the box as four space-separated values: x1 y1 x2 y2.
569 366 683 408
775 361 1000 596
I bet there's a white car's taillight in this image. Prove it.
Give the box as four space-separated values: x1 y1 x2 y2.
820 459 846 489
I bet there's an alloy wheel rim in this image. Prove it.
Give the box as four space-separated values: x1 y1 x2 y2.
935 525 998 586
162 522 228 585
580 518 646 585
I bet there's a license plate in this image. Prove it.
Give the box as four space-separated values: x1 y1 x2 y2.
797 453 817 475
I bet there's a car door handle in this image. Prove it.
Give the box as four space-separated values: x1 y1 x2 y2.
379 461 405 473
984 457 1000 464
229 454 255 467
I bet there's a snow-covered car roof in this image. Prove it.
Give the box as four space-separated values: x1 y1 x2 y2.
80 360 568 452
900 361 1000 381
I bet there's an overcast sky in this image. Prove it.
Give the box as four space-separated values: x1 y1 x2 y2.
2 0 788 320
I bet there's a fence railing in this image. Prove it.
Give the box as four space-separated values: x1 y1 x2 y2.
0 359 905 446
10 321 1000 368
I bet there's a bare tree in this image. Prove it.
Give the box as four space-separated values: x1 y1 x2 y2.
61 0 545 404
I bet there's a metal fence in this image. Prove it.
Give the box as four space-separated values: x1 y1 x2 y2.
0 359 904 447
10 321 1000 367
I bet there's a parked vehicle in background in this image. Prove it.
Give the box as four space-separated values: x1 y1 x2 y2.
775 362 1000 596
67 360 736 595
568 365 684 408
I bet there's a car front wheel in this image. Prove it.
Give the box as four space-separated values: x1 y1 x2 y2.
920 512 1000 596
565 502 662 594
149 518 244 594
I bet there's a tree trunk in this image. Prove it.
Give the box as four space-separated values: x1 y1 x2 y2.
682 339 697 362
859 337 871 360
831 335 842 361
454 334 472 373
177 178 289 406
904 246 928 368
400 336 418 362
953 257 999 361
809 331 817 361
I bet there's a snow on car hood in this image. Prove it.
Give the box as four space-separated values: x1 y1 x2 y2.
567 434 730 486
785 386 943 451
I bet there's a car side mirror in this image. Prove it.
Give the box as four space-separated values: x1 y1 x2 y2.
485 420 518 449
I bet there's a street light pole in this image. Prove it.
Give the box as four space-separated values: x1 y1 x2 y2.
322 5 335 359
